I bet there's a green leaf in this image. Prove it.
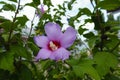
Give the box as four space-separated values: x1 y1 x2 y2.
97 0 120 10
68 0 75 10
58 5 64 10
25 2 35 8
73 59 100 80
0 16 10 22
0 69 10 80
105 35 119 50
27 41 39 56
94 52 118 77
33 0 40 6
75 8 92 19
9 0 17 2
2 4 16 11
19 64 32 80
88 36 98 49
84 18 92 23
0 52 14 72
0 20 12 32
0 36 5 46
111 26 120 31
41 13 52 21
66 58 80 66
0 1 6 4
39 60 54 70
43 0 53 7
78 8 92 16
15 15 29 27
104 74 120 80
78 27 87 34
11 45 32 60
53 74 64 79
83 32 95 38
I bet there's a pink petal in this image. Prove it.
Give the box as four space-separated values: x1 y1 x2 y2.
45 22 63 41
50 47 70 60
60 27 77 48
35 49 51 60
34 35 49 48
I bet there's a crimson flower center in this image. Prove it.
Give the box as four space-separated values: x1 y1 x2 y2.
48 41 60 51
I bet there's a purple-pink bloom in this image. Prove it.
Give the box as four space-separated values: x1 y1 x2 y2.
34 22 77 61
36 4 45 17
40 4 45 14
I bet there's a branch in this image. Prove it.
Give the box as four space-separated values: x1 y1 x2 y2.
96 9 104 51
8 0 21 43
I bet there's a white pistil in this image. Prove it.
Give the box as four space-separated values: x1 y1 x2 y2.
49 41 58 51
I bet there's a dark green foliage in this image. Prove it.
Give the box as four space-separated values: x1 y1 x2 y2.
97 0 120 10
2 4 16 11
17 64 33 80
0 0 120 80
71 59 100 80
32 0 40 6
78 27 87 34
94 52 118 77
67 0 76 10
15 15 29 27
27 41 39 56
43 0 53 7
0 51 14 72
9 0 17 2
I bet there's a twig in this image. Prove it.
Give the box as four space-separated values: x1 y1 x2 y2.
28 12 36 38
111 41 120 52
78 36 92 55
90 0 95 9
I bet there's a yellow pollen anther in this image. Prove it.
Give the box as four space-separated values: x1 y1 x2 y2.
49 41 58 51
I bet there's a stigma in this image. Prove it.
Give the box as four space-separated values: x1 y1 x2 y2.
48 41 60 51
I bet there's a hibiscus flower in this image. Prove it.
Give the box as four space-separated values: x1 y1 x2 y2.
34 22 77 61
